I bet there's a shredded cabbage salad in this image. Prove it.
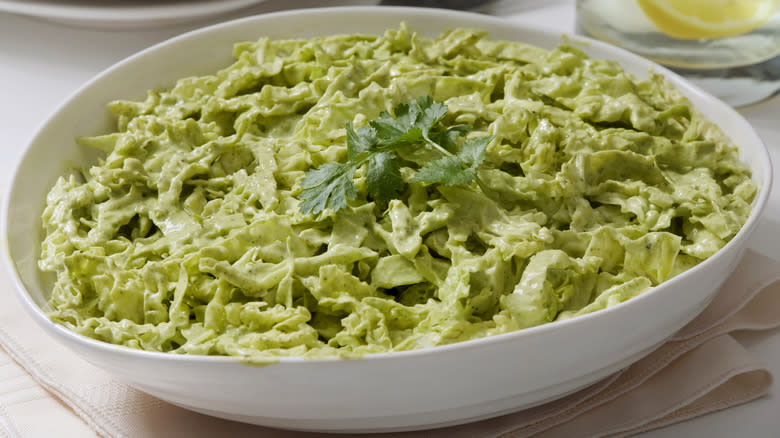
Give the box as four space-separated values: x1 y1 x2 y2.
39 24 756 359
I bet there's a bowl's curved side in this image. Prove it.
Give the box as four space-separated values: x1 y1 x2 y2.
1 6 772 432
14 230 742 432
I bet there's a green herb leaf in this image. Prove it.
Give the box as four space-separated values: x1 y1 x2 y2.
412 156 476 185
411 95 447 136
297 96 492 215
346 122 377 160
458 135 492 167
432 125 472 152
367 151 404 205
298 162 357 214
413 135 492 188
370 95 447 146
371 107 417 145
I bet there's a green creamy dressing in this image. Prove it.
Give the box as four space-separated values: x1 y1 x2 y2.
40 24 757 359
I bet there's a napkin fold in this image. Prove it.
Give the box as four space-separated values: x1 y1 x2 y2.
1 250 779 438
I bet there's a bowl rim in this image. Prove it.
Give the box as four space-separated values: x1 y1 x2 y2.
1 5 773 366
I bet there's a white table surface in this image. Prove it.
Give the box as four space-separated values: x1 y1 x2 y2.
1 0 779 437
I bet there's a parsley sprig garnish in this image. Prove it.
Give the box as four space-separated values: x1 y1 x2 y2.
298 96 493 215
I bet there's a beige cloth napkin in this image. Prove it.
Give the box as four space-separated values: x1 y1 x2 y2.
1 249 779 438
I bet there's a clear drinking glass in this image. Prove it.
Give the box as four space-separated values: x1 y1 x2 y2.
576 0 780 106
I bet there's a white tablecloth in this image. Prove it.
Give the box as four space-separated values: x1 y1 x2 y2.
1 0 778 436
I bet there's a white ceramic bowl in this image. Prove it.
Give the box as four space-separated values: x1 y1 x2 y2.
1 6 772 433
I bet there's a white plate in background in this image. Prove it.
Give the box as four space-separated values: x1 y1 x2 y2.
0 0 267 28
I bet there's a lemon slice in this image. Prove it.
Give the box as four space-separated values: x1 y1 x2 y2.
637 0 779 39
